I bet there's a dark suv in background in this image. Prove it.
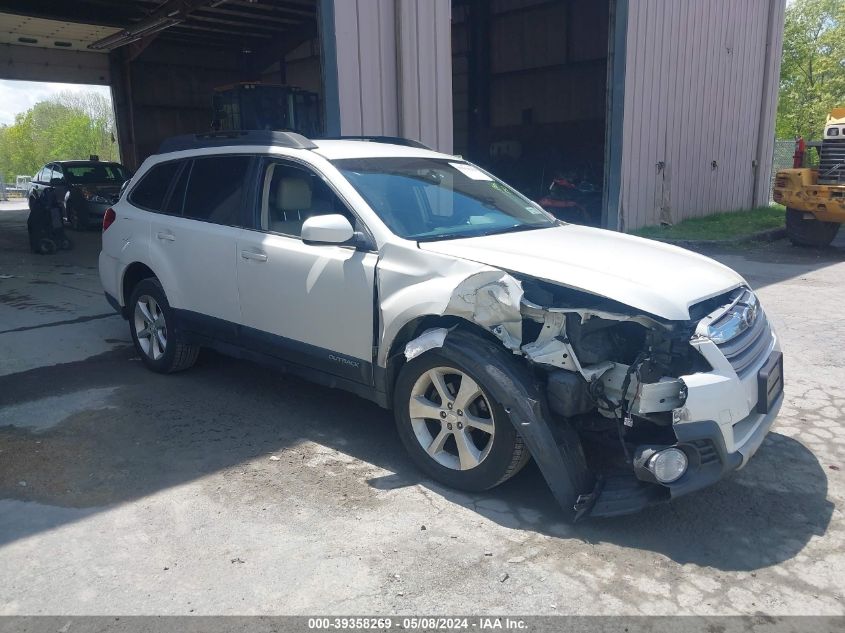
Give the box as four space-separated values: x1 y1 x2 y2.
29 158 130 230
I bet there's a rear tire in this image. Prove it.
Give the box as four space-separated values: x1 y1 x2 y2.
393 341 530 492
786 208 840 247
128 278 199 373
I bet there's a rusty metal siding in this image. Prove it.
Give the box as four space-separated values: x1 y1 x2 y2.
619 0 785 230
322 0 452 152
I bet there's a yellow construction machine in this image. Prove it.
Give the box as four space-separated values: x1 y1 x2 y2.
773 108 845 247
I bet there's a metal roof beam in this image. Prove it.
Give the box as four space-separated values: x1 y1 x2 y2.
88 0 225 51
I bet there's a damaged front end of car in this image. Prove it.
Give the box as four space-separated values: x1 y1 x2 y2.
398 269 782 520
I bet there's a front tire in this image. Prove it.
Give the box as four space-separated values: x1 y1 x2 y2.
129 278 199 373
394 347 530 492
786 208 840 247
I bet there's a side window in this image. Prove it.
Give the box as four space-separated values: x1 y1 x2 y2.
163 161 191 215
36 168 48 183
129 161 181 212
259 161 355 237
182 155 251 226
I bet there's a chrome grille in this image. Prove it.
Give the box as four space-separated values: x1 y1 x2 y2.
819 138 845 184
715 309 773 377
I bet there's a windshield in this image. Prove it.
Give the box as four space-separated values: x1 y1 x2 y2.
332 157 557 241
65 163 128 184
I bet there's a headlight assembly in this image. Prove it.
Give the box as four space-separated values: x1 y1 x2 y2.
704 289 759 344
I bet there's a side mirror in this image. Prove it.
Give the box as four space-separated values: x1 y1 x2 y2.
50 177 64 187
301 214 355 245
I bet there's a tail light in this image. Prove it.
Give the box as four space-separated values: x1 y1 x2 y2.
102 207 116 232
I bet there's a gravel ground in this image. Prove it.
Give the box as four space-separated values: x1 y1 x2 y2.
0 202 843 615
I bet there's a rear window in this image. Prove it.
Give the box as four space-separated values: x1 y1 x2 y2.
129 161 182 212
65 164 127 183
182 156 251 226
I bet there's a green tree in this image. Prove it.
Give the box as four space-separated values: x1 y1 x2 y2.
0 90 118 182
776 0 845 139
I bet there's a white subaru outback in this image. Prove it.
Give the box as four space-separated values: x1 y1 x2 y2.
99 131 783 520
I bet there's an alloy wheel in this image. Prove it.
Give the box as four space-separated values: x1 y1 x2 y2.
408 366 496 471
134 295 167 360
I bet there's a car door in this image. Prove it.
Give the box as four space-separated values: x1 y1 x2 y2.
143 155 254 342
235 157 377 385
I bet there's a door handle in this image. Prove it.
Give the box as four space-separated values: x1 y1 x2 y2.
156 231 175 241
241 250 268 262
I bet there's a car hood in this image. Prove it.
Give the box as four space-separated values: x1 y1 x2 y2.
417 224 745 321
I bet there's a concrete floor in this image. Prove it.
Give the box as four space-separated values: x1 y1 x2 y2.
1 200 843 615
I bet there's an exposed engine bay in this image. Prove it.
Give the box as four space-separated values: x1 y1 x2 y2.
405 271 736 475
392 244 780 519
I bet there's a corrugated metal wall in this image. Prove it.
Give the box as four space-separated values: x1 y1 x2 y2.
619 0 785 230
322 0 453 152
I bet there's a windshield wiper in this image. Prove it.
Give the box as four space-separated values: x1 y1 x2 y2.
475 223 550 237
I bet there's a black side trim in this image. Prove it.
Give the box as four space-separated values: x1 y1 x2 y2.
195 335 387 408
171 309 385 406
241 324 373 386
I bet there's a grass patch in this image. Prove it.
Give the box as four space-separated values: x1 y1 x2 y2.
631 205 785 241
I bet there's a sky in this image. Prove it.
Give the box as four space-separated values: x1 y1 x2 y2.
0 80 112 126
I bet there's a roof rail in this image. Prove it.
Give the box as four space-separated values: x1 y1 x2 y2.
317 136 433 150
157 130 317 154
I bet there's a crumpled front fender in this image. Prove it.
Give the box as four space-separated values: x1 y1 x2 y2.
438 329 594 520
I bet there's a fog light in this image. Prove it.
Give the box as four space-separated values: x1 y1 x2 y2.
648 448 688 484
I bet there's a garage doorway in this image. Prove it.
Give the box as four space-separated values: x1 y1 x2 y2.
0 2 324 171
0 80 119 192
452 0 620 228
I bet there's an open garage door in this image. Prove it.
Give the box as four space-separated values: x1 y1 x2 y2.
0 0 323 170
452 0 622 228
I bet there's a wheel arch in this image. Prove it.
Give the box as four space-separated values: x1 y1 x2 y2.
380 314 504 409
392 325 593 520
121 262 158 316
